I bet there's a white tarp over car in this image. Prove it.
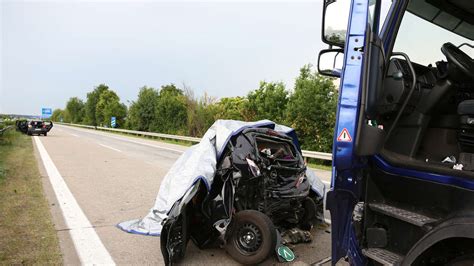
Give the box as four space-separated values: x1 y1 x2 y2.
118 119 326 236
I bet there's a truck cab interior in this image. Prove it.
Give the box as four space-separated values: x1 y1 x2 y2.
376 0 474 177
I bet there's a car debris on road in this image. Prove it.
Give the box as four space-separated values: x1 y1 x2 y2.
118 120 326 265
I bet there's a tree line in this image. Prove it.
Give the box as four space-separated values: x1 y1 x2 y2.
52 65 338 152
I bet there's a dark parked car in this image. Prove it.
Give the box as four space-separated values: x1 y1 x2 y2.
160 127 324 265
26 120 53 136
16 120 29 134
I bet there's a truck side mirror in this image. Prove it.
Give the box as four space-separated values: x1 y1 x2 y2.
318 48 344 78
322 0 350 47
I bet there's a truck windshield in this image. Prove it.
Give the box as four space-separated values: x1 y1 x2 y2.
394 11 474 66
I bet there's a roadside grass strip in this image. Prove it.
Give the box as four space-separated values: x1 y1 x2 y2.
0 131 61 264
33 136 115 265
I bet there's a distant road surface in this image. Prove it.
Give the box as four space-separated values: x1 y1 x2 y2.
34 124 332 265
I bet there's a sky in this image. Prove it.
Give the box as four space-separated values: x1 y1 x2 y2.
1 0 326 115
2 0 472 116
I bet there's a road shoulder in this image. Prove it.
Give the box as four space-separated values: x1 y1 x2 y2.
33 137 81 265
0 131 62 264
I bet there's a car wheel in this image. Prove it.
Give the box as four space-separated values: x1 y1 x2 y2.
44 132 47 136
225 210 277 265
300 197 317 230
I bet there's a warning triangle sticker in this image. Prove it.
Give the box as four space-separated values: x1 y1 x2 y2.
337 128 352 142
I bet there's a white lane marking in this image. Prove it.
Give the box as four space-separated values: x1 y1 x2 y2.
70 133 79 137
99 143 122 153
33 137 115 265
70 127 184 153
59 125 185 154
61 126 331 182
61 126 332 185
105 135 184 153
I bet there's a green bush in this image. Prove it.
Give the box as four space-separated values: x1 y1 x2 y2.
59 64 339 152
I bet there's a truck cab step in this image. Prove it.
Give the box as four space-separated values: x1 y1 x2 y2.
362 248 403 266
368 203 438 227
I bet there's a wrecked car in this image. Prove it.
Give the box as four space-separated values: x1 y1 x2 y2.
26 120 53 136
118 120 326 265
161 127 324 264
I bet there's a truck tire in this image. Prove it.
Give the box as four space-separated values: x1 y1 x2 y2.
225 210 277 265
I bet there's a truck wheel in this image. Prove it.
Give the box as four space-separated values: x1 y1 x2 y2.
225 210 277 265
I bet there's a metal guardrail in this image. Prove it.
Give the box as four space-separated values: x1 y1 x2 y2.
0 126 13 136
58 122 333 161
301 150 333 161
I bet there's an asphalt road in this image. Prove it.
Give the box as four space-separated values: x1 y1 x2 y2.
35 124 333 265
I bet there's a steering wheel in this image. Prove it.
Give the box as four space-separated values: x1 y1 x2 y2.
441 42 474 79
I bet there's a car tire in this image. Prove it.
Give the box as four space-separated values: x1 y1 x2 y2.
44 132 47 136
300 197 317 230
225 210 277 265
27 132 32 136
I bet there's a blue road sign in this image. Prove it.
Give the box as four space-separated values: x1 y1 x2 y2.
42 108 52 119
111 116 116 128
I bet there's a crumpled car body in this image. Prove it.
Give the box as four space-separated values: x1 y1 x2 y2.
160 127 324 264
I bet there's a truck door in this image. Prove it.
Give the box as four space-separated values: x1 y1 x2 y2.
318 0 388 263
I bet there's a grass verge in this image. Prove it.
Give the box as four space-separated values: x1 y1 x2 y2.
307 162 332 171
0 130 62 264
306 157 332 171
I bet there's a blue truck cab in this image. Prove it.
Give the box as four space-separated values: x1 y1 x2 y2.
318 0 474 265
